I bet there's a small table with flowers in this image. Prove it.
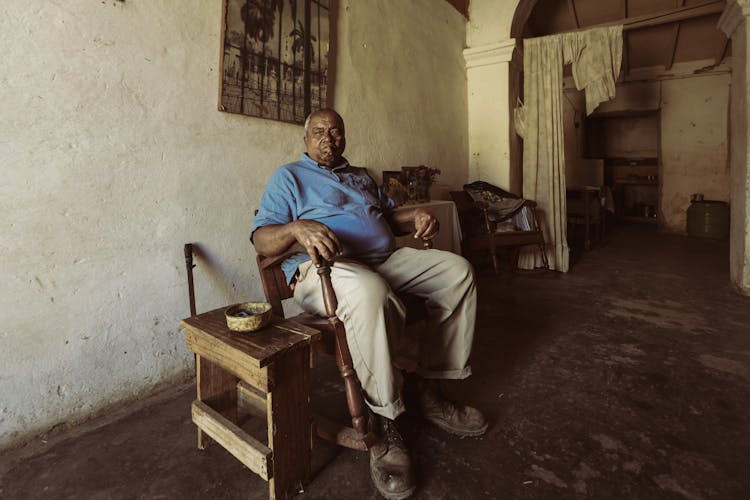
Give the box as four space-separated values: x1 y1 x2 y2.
394 200 462 254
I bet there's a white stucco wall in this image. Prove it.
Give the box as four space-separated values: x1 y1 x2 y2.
467 0 521 47
462 0 524 190
0 0 468 448
730 11 750 293
661 74 731 232
465 52 513 187
335 0 469 195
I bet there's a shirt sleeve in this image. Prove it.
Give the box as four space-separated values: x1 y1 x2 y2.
378 184 396 215
250 168 297 242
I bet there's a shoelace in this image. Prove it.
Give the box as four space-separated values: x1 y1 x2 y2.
382 419 406 447
423 389 460 418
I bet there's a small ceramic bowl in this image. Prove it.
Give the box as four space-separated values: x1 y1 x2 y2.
225 302 272 332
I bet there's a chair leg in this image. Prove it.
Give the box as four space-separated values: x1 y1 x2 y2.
509 247 521 271
489 239 500 274
538 242 549 270
490 250 500 274
333 324 368 436
584 221 591 251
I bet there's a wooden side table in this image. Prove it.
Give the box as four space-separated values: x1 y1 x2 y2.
566 186 602 250
394 200 463 254
181 307 320 499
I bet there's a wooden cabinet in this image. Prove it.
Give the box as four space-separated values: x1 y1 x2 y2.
613 178 658 222
604 158 658 222
584 111 660 223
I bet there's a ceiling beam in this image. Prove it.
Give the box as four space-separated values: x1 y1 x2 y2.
621 0 724 32
666 0 686 70
567 0 580 29
559 0 724 34
622 0 629 78
714 37 730 65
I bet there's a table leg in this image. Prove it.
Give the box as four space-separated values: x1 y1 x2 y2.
584 191 591 251
196 354 238 450
266 346 312 499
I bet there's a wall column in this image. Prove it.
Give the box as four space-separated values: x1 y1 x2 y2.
722 0 750 295
463 39 516 190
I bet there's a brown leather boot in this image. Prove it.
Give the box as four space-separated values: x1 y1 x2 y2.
369 413 416 500
418 379 488 437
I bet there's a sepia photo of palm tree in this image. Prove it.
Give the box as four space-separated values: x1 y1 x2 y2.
219 0 330 124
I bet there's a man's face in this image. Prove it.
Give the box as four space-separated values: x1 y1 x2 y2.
304 111 346 167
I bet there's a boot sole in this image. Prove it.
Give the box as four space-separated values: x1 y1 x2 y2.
425 417 488 437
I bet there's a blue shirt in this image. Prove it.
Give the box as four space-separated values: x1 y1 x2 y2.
251 153 396 283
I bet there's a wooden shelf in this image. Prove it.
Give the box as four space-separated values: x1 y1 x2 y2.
619 216 657 224
614 179 658 186
603 157 659 166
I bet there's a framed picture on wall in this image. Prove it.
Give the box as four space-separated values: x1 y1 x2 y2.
218 0 332 124
381 170 408 207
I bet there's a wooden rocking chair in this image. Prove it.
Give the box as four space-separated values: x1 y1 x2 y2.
256 226 430 452
450 190 548 273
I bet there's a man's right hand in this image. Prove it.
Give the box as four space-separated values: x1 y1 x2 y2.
291 220 342 267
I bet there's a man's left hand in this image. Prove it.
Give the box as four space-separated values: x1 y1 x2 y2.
414 209 439 240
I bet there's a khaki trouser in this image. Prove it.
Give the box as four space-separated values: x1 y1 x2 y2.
293 247 476 420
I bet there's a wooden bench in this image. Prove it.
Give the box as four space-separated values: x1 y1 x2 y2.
181 307 320 499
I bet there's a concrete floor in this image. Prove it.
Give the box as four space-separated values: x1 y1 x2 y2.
2 224 749 499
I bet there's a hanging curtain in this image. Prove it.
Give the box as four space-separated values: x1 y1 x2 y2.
516 26 623 272
562 26 623 115
517 34 569 272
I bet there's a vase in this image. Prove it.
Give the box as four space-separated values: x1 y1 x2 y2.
406 179 418 203
416 181 431 203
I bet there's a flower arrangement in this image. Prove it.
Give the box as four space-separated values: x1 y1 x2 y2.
402 165 441 203
415 165 441 183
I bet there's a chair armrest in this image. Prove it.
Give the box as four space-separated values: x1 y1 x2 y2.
475 203 494 234
389 209 434 249
391 217 416 236
456 201 493 236
256 242 307 270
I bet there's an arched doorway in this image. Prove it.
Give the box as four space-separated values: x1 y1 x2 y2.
507 0 734 239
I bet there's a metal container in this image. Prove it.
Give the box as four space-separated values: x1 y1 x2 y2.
686 200 729 239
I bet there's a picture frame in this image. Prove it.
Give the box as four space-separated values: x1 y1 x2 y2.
218 0 332 124
401 166 421 180
381 170 408 207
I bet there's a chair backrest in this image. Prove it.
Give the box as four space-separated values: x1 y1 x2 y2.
450 190 493 236
449 190 474 212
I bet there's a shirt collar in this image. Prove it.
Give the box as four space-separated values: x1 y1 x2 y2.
301 152 349 171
